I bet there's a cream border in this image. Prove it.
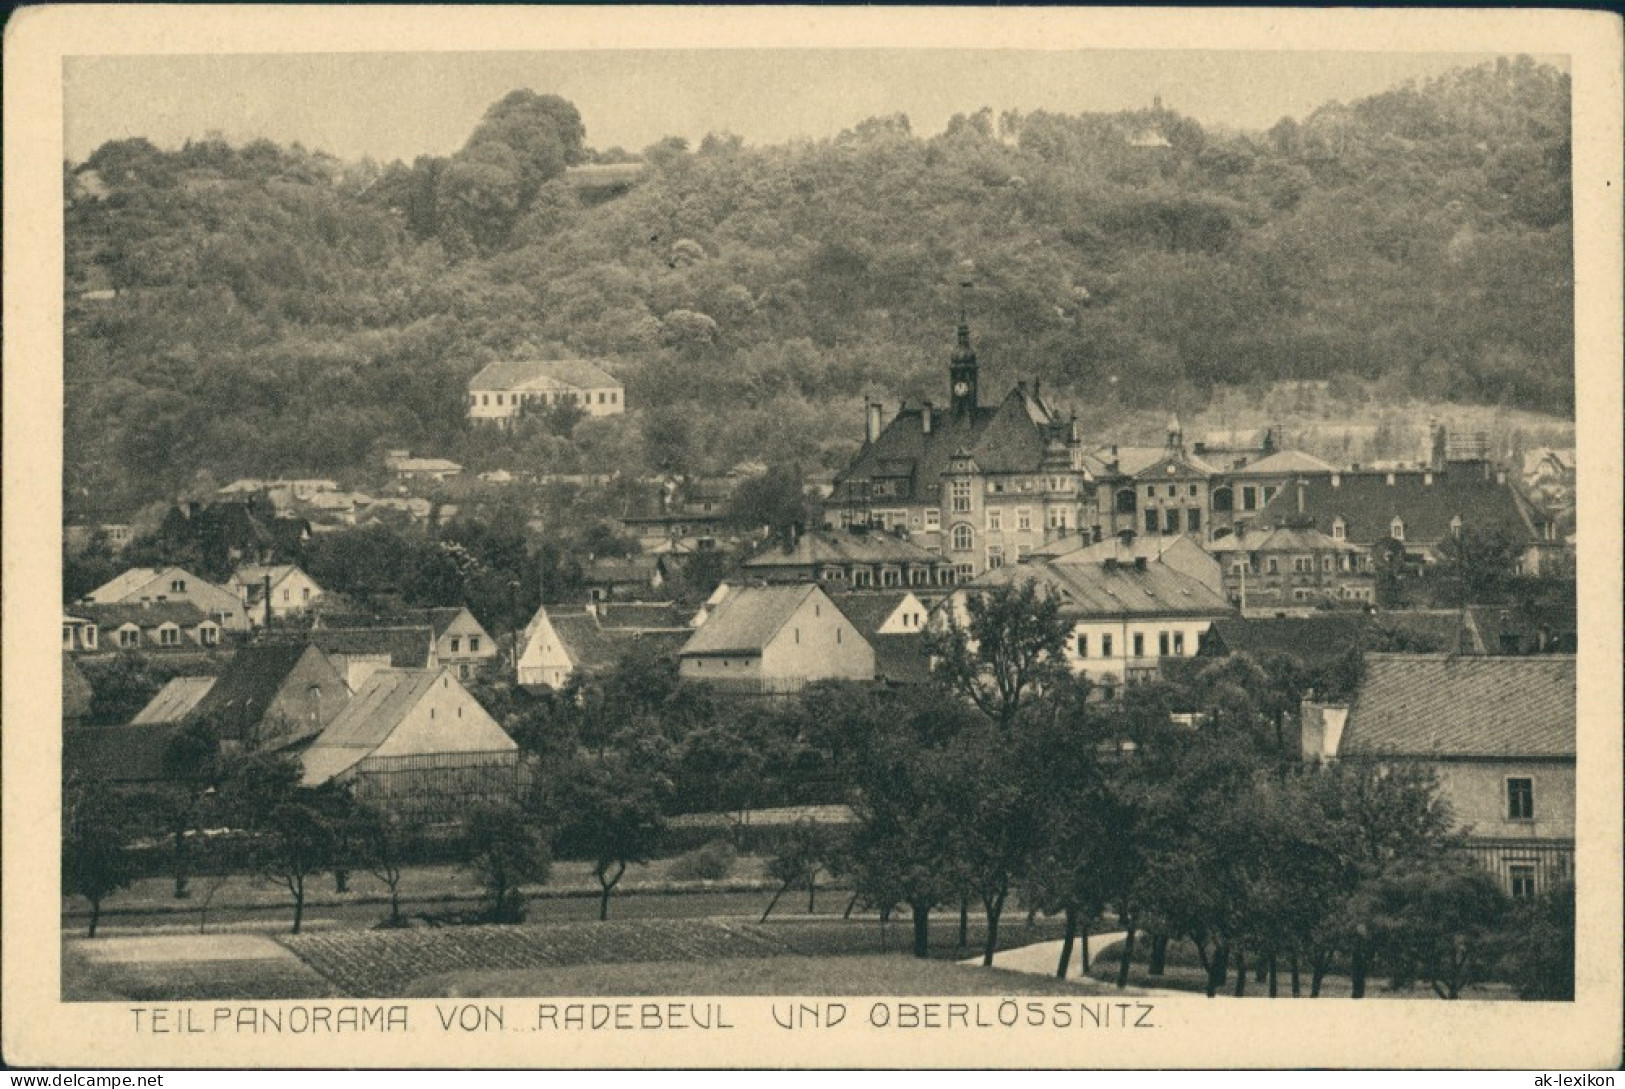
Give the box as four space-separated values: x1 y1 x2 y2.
5 5 1621 1069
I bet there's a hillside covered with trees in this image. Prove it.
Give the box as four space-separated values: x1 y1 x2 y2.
65 56 1572 514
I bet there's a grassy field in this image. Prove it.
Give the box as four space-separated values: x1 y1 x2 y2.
404 955 1113 997
1086 937 1518 1001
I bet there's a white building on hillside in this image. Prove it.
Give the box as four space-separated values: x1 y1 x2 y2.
468 360 625 426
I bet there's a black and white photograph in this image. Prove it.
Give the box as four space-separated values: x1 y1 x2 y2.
6 5 1621 1071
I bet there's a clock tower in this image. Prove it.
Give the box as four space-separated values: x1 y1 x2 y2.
950 308 978 418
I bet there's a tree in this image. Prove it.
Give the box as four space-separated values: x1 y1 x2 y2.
1502 880 1574 1000
62 786 137 937
355 803 422 927
464 802 550 923
761 819 837 921
1370 853 1510 999
549 755 668 921
1437 525 1523 606
928 578 1072 730
255 801 336 934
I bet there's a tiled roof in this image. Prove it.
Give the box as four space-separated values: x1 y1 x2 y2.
584 556 659 585
826 592 911 635
298 669 440 785
83 568 162 602
131 676 218 725
872 634 932 684
1207 524 1364 555
64 724 183 783
972 558 1233 620
304 626 438 668
552 613 690 672
76 602 211 629
1086 445 1166 477
1257 468 1539 546
1228 449 1337 476
1340 654 1575 759
744 530 943 570
832 385 1064 505
1131 448 1222 480
187 644 323 741
1201 616 1368 666
681 584 820 656
596 602 690 630
469 359 621 392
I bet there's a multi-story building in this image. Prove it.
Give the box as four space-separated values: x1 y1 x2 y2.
741 527 955 591
1088 419 1220 544
468 360 625 426
1206 522 1374 616
827 318 1096 580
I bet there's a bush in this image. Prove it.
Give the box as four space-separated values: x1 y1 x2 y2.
667 839 737 881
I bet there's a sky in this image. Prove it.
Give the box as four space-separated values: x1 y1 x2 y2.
63 49 1560 165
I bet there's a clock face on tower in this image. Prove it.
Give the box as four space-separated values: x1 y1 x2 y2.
953 381 970 396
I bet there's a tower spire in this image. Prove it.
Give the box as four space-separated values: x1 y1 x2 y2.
949 274 978 416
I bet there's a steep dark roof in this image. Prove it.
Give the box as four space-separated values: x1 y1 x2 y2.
552 613 689 672
1201 616 1367 667
64 725 182 783
831 385 1064 505
131 676 218 725
596 602 690 630
1257 467 1540 546
974 559 1233 620
871 634 932 685
186 643 320 740
1340 654 1575 759
826 592 912 635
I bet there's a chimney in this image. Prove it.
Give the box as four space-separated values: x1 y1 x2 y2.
1068 413 1081 445
1133 556 1148 572
263 573 273 630
1296 479 1306 515
1330 471 1341 488
921 401 933 435
865 401 883 445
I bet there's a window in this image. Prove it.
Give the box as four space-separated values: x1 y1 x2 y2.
170 579 187 593
951 480 972 514
1509 864 1538 901
1187 507 1201 533
881 567 901 587
599 392 607 404
1242 486 1257 511
925 508 941 530
470 636 481 653
1145 486 1156 500
1188 484 1199 497
283 588 291 602
1294 557 1314 574
1077 634 1089 658
1016 544 1032 561
1211 487 1232 513
852 568 873 588
1331 518 1346 540
1101 634 1114 658
1450 515 1463 539
951 524 973 552
1390 518 1405 541
1017 508 1032 531
1261 486 1278 506
1116 489 1137 514
794 627 800 645
1132 633 1145 658
1172 631 1185 655
496 394 504 406
450 637 461 653
1507 778 1534 821
987 509 1002 532
1167 485 1177 499
1158 632 1170 657
158 625 180 647
1322 556 1335 573
1048 508 1070 531
200 626 219 646
955 563 975 582
119 627 139 648
482 394 489 406
302 587 311 602
1267 558 1279 575
611 391 618 403
986 546 1004 570
836 628 842 644
1144 509 1158 533
1163 508 1179 534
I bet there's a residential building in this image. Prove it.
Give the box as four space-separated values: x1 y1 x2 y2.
228 564 325 625
1328 654 1575 899
1035 531 1225 596
957 553 1234 697
826 591 933 685
741 528 956 591
300 626 439 692
299 668 519 816
678 584 874 694
827 316 1096 579
516 602 691 689
1206 522 1374 615
184 643 350 752
417 607 498 681
582 555 665 601
390 456 464 484
1213 449 1338 538
131 676 218 726
467 359 625 426
73 602 226 652
1089 418 1221 543
1197 615 1368 683
80 566 249 632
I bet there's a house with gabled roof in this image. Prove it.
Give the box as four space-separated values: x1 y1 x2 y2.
468 359 625 426
1327 654 1575 899
418 607 497 681
678 584 874 694
1207 521 1374 615
743 528 955 591
80 566 249 632
228 564 324 626
184 643 349 752
827 315 1096 580
516 601 691 690
296 625 439 692
826 591 933 685
299 667 519 816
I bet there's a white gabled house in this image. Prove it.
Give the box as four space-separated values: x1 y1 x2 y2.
229 564 325 625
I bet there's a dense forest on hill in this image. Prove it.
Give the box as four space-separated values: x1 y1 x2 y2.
64 57 1573 514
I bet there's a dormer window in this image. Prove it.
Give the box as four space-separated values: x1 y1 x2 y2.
1331 517 1346 541
1450 515 1463 538
1391 518 1405 541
